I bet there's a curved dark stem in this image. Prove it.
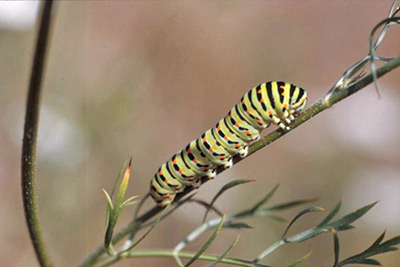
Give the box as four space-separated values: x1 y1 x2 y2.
79 55 400 267
21 1 54 266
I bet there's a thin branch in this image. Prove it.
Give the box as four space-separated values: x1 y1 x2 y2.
92 249 270 267
21 1 55 267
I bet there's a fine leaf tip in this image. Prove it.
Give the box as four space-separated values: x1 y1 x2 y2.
128 155 132 167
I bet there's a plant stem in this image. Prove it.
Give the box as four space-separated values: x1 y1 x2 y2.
21 1 54 266
93 249 266 267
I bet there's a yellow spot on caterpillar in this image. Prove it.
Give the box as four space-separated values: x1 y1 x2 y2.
187 148 191 153
280 85 285 89
283 103 288 108
229 114 233 118
281 92 285 96
245 130 250 135
193 158 199 163
209 147 214 152
158 170 163 175
257 89 262 94
246 110 251 114
235 122 239 127
164 194 170 198
235 144 240 148
203 137 207 142
268 110 273 115
217 126 221 131
178 169 183 174
220 156 225 160
224 136 228 140
257 119 262 124
242 100 245 104
260 98 265 103
173 159 177 164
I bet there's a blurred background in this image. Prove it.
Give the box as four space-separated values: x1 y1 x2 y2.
1 1 399 266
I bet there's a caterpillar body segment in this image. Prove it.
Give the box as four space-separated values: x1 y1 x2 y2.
150 81 308 206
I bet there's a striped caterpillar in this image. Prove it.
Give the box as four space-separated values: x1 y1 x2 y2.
150 81 308 206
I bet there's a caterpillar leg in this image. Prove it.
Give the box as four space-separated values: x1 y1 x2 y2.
239 146 248 158
272 116 290 131
278 121 290 131
202 169 216 179
191 179 202 189
222 158 233 169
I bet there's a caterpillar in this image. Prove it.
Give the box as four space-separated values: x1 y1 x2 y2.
150 81 308 206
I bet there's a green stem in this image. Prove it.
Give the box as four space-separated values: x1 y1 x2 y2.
79 57 400 266
21 1 54 267
94 249 265 267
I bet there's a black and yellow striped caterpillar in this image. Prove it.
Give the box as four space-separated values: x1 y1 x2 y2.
150 81 308 206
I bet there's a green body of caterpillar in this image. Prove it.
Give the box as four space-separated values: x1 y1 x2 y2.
150 81 308 206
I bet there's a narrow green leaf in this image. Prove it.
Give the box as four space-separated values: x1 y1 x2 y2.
357 259 381 265
110 156 131 199
281 206 326 239
287 250 312 267
121 195 139 208
332 229 339 267
366 231 386 252
288 202 377 245
223 222 253 229
102 188 113 210
266 198 318 211
336 234 400 266
327 202 377 230
379 235 400 249
339 258 381 266
334 224 354 231
205 233 241 267
185 214 226 267
249 184 279 212
253 210 287 222
104 157 133 249
115 157 132 211
203 180 255 223
102 188 113 233
318 199 342 227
